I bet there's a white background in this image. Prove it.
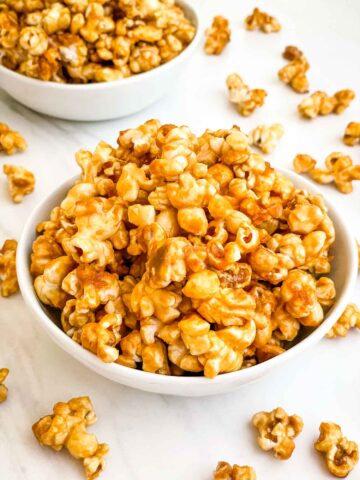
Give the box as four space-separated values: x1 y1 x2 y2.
0 0 360 478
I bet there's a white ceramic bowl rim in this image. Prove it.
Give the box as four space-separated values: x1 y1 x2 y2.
17 169 358 389
0 0 202 91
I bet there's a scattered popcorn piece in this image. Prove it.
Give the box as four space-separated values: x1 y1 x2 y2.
326 304 360 338
249 124 284 154
279 46 309 93
245 7 281 33
343 122 360 146
298 90 355 119
3 164 35 203
0 239 18 297
0 368 9 403
315 422 359 478
204 15 231 55
32 396 109 480
214 461 256 480
252 407 303 459
293 152 360 194
0 123 27 155
226 73 267 116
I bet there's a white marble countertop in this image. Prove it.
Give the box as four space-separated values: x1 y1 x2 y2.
1 0 360 478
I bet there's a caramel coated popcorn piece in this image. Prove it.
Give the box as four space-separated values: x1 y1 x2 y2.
214 461 256 480
32 396 109 480
279 46 309 93
0 122 27 155
298 90 355 119
343 122 360 146
204 15 230 55
293 151 360 194
252 407 303 459
0 368 9 402
3 164 35 202
30 120 337 378
245 7 281 33
327 304 360 338
249 124 284 154
0 239 18 297
227 73 267 116
315 422 359 477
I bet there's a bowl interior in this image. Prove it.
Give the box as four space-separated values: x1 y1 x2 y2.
17 169 358 394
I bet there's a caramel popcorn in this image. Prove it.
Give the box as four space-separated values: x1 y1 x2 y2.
204 15 230 55
0 239 18 297
343 122 360 146
298 90 355 119
0 122 27 155
245 7 281 33
315 422 359 477
326 304 360 338
279 46 309 93
214 461 256 480
33 396 109 480
0 0 196 83
293 151 360 194
0 368 9 402
30 120 336 378
227 73 267 116
252 407 304 459
249 124 284 154
3 164 35 202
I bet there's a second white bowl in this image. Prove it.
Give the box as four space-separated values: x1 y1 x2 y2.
0 0 201 121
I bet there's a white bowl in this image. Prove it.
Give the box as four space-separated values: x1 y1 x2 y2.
0 0 201 121
17 169 357 396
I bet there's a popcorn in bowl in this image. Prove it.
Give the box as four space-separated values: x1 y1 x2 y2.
30 120 337 378
0 0 196 83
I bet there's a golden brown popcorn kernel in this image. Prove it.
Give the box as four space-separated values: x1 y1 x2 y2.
298 90 355 119
0 239 18 297
204 15 230 55
252 407 303 459
293 154 316 173
3 164 35 203
0 123 27 155
282 46 304 61
315 422 359 477
214 461 256 480
0 368 9 402
226 73 267 116
245 7 281 33
249 124 284 154
32 396 109 480
279 47 309 93
343 122 360 146
326 304 360 338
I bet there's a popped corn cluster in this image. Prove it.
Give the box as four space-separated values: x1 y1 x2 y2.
293 152 360 194
0 239 19 297
32 396 109 480
0 0 196 83
204 15 230 55
214 461 256 480
3 164 35 202
343 122 360 146
315 422 359 478
0 122 27 155
252 407 304 460
327 304 360 338
30 120 337 378
0 368 9 402
248 123 284 154
298 90 355 119
244 7 281 33
226 74 267 116
278 46 309 94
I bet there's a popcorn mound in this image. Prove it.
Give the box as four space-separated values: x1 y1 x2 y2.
30 120 336 378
